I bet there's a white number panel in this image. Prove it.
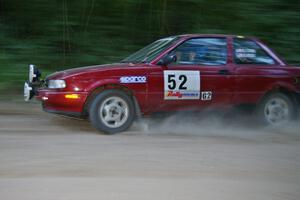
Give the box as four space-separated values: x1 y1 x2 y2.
164 70 200 100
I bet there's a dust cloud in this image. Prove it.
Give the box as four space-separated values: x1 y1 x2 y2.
133 109 300 141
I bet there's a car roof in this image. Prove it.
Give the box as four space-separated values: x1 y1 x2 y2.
175 34 256 40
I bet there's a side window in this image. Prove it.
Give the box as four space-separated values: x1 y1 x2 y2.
170 38 227 66
233 38 275 65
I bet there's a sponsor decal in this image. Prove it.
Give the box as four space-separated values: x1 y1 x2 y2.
167 91 183 98
120 76 147 83
166 91 199 99
235 49 256 58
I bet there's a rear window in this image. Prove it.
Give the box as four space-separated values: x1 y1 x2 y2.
233 38 275 65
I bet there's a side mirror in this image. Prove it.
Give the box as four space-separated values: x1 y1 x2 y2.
157 54 177 66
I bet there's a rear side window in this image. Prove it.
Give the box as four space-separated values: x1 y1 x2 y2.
233 38 275 65
171 38 227 66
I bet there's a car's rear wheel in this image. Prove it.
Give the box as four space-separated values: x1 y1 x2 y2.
89 90 135 134
256 92 295 125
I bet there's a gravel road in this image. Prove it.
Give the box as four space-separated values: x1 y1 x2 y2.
0 97 300 200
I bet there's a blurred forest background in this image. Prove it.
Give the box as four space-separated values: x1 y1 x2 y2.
0 0 299 92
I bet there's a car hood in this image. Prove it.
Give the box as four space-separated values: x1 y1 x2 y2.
46 63 129 80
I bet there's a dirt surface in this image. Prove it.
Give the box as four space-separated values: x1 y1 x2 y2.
1 96 300 200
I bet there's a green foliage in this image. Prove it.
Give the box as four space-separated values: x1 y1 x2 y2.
0 0 299 92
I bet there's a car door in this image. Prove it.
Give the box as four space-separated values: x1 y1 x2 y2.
146 37 235 112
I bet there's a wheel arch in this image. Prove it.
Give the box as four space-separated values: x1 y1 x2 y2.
82 84 141 118
258 85 299 116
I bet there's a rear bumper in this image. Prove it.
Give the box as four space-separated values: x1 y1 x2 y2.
295 92 300 105
36 89 88 117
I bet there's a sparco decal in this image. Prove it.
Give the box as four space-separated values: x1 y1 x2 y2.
120 76 147 83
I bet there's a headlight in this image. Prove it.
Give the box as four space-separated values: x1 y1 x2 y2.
47 80 66 89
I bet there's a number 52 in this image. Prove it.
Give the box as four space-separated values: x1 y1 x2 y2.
167 74 187 90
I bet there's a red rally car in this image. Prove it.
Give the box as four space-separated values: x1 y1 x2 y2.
24 34 300 134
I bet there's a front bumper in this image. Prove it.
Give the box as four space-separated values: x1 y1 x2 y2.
36 89 88 117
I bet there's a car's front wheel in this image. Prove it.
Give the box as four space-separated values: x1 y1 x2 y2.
256 92 295 125
89 90 135 134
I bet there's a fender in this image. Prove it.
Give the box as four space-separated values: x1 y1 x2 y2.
82 78 146 116
258 81 299 104
265 81 298 93
85 78 121 92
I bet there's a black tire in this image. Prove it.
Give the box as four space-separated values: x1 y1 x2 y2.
89 89 135 134
255 92 295 126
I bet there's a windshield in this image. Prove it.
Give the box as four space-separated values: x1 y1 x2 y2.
121 36 178 63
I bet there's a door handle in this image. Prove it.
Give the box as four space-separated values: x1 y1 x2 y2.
218 69 230 75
